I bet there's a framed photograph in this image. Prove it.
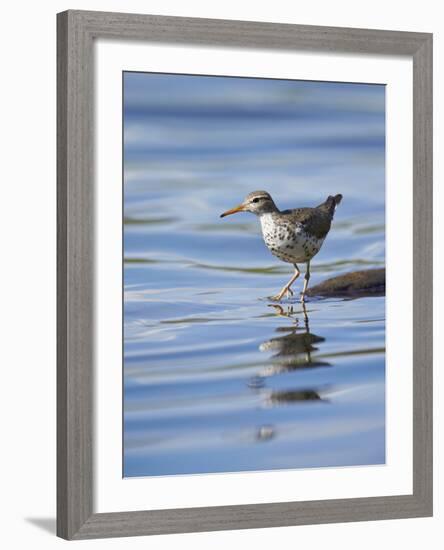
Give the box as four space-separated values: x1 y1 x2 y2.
57 10 433 540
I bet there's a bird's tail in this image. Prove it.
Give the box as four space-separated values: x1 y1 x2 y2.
318 194 343 216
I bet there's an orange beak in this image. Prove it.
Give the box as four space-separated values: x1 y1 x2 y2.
220 204 246 218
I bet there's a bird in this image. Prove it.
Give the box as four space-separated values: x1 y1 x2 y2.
220 191 342 302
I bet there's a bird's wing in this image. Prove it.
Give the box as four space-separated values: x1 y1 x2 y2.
282 208 332 239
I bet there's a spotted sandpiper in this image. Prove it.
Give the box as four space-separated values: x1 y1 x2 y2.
220 191 342 301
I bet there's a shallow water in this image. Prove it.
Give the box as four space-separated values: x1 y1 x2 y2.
123 73 385 477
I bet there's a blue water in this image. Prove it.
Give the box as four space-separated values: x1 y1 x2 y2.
123 73 385 477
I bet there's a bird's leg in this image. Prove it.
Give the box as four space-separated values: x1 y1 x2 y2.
271 264 300 302
300 261 311 302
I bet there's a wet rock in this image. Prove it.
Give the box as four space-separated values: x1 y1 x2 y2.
306 268 385 298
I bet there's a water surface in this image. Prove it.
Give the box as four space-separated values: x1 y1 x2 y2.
123 73 385 477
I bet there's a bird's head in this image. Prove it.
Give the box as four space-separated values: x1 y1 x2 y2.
220 191 277 218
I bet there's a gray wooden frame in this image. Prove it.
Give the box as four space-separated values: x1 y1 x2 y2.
57 9 433 540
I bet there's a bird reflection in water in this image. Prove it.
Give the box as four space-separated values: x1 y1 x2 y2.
249 302 329 399
250 302 329 442
256 302 330 380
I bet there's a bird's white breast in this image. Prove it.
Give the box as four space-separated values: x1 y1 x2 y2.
259 213 324 264
259 213 276 237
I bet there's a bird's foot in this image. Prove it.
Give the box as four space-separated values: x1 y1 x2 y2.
270 286 293 302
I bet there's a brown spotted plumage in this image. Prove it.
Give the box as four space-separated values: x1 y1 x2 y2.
220 191 342 301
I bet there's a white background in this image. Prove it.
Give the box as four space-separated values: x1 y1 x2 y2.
0 0 441 548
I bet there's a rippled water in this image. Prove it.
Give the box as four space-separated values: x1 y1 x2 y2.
123 73 385 477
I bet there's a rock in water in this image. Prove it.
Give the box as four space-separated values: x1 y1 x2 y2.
306 268 385 298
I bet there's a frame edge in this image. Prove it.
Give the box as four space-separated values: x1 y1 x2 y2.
57 9 95 540
56 10 70 540
412 33 433 518
57 9 433 539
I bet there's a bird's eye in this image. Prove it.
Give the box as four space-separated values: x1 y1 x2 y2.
252 198 260 203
